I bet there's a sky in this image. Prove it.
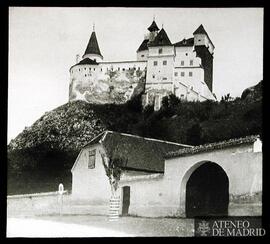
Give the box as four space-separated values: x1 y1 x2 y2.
8 7 263 143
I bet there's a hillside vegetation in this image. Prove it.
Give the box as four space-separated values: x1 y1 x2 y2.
8 81 262 194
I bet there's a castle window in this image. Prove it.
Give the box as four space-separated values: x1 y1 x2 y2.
181 61 184 66
88 150 96 169
85 74 87 77
152 75 155 79
84 68 86 70
185 53 188 56
162 77 167 80
129 68 131 70
94 68 95 71
118 67 120 71
141 55 144 57
123 68 125 71
158 48 163 54
163 60 167 65
154 61 158 66
174 72 178 77
181 72 185 77
138 67 140 70
79 68 80 71
189 72 193 77
101 68 102 71
89 68 91 71
190 60 193 66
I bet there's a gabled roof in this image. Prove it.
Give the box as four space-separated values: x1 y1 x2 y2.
148 20 160 32
77 58 99 65
148 28 172 47
84 31 103 57
165 135 260 159
69 58 99 70
137 39 149 52
193 24 208 35
75 130 192 173
174 37 194 47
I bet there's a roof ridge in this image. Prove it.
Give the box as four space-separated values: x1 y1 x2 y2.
106 130 192 147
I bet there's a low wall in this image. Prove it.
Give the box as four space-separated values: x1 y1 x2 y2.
7 191 108 217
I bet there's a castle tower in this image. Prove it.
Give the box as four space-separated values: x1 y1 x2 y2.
82 25 103 62
147 20 160 42
193 24 214 92
137 19 160 61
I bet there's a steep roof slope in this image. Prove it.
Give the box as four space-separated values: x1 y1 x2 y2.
147 20 160 32
137 39 149 52
174 37 194 47
84 31 103 57
148 28 172 47
83 131 192 172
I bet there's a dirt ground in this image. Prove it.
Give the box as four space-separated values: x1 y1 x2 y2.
6 214 195 237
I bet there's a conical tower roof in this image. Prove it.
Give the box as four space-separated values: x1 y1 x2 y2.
148 28 172 47
148 20 160 32
84 31 103 57
193 24 208 35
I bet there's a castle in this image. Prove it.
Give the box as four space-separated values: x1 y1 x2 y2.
69 20 216 110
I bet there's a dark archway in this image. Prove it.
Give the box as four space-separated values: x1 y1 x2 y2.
186 162 229 217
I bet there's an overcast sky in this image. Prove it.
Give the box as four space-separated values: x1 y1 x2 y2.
8 7 263 143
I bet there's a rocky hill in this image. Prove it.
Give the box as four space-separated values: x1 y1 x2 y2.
7 81 262 194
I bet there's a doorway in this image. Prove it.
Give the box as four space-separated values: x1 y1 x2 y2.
185 162 229 217
122 186 130 216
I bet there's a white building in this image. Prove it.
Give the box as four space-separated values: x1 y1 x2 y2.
69 20 216 109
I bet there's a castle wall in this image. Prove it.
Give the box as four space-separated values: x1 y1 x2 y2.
69 61 147 104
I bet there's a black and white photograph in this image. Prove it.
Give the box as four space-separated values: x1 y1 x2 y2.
6 6 265 237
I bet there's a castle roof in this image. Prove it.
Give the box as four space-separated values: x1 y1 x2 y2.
147 20 160 32
193 24 208 35
76 130 191 173
84 31 103 58
148 28 172 47
77 58 99 65
137 39 149 52
174 37 194 47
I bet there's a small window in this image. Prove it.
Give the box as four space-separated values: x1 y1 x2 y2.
88 150 96 169
94 68 95 71
118 67 120 71
181 72 185 77
122 68 125 71
141 55 144 57
85 74 87 77
181 61 184 66
189 72 193 77
158 48 163 54
89 68 91 71
152 75 155 79
163 60 167 65
154 61 158 66
79 68 80 71
174 72 178 77
190 60 193 66
185 53 188 56
138 67 140 70
84 68 86 70
101 68 102 71
162 77 167 80
129 67 131 70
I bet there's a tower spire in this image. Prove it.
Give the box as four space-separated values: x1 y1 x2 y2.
93 22 95 32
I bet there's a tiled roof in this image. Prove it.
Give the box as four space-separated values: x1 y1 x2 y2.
147 20 160 32
85 131 191 172
84 31 103 57
137 39 149 52
148 28 172 47
165 135 260 159
174 37 194 47
193 24 208 35
77 58 99 65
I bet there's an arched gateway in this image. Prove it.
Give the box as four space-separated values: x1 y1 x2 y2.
180 161 229 218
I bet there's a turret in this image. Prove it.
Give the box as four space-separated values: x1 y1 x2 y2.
193 24 214 92
82 24 103 62
147 20 160 42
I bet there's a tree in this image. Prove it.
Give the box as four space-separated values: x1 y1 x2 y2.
100 149 128 197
